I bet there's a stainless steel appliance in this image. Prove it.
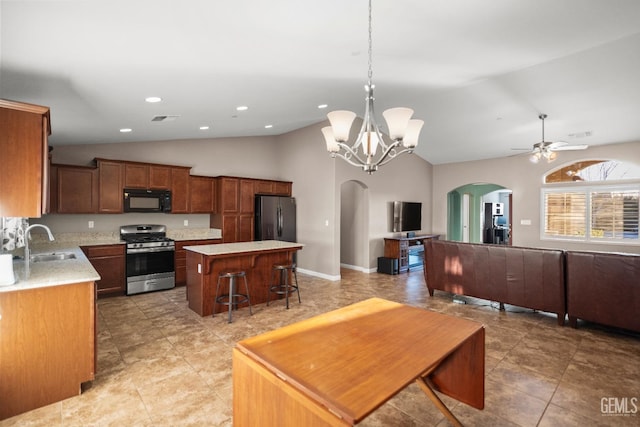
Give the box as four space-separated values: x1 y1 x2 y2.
120 224 175 295
124 189 172 213
254 195 296 242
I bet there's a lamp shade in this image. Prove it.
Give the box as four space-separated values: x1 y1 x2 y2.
321 126 340 153
382 107 413 141
327 110 357 142
402 119 423 148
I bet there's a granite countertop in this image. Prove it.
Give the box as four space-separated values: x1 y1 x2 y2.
0 246 100 293
184 240 303 256
1 228 222 293
25 228 222 249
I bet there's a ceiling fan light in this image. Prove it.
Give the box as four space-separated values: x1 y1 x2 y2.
327 110 357 142
529 152 541 163
402 119 424 148
383 107 414 141
546 151 558 162
321 126 340 153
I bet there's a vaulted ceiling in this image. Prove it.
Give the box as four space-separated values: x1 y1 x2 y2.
2 0 640 164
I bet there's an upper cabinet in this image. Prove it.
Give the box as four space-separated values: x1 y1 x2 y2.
0 99 51 217
123 162 172 189
189 175 217 213
97 160 124 213
170 167 190 213
55 165 98 214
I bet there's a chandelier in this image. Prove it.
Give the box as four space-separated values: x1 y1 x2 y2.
321 0 423 174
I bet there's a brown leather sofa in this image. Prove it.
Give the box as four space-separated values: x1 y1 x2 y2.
566 250 640 333
424 240 566 325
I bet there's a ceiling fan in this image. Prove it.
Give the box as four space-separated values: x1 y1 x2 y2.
513 114 588 163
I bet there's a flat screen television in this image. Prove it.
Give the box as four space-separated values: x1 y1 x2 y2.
392 201 422 232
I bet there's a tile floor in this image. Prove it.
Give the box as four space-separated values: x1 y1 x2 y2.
2 268 639 426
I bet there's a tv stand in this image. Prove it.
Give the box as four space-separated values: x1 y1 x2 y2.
383 234 440 273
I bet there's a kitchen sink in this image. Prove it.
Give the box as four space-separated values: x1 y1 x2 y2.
30 252 77 263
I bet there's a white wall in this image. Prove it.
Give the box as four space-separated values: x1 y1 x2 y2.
432 140 640 254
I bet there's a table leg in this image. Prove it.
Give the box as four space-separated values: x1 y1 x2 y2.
415 376 463 427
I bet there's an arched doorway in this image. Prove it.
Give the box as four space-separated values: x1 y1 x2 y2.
340 180 369 271
447 183 512 244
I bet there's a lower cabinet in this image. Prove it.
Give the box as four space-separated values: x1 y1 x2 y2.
81 244 126 296
175 239 221 286
0 281 96 420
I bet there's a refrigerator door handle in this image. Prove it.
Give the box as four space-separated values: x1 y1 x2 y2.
277 205 283 237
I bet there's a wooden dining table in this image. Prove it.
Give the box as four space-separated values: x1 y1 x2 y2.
233 297 485 426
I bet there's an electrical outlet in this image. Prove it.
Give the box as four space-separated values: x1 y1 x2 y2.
184 220 189 227
88 221 94 229
520 219 532 225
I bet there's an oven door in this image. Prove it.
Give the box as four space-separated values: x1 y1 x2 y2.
126 247 175 295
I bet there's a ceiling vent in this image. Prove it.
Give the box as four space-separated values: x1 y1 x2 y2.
151 115 180 122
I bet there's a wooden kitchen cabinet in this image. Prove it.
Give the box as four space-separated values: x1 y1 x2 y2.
219 176 240 213
81 244 126 296
0 99 51 217
0 281 96 420
274 180 292 196
253 179 274 194
149 165 171 189
174 238 221 286
170 167 190 213
96 159 124 213
124 162 172 189
189 175 216 213
124 163 149 188
212 176 292 243
55 165 98 213
240 179 254 214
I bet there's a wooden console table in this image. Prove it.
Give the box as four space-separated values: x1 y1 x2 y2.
233 297 484 426
384 234 440 273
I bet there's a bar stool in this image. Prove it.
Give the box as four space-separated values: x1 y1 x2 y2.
267 263 300 309
214 270 252 323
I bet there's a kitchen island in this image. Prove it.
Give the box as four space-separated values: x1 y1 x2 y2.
185 240 303 316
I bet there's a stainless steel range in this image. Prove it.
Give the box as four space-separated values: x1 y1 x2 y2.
120 224 175 295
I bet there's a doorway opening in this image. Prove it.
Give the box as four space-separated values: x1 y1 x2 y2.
447 183 512 244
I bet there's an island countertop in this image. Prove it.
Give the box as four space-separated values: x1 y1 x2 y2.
184 240 303 256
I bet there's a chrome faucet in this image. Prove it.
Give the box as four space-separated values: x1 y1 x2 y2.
24 224 55 278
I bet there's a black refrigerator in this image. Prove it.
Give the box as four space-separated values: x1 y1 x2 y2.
254 195 296 243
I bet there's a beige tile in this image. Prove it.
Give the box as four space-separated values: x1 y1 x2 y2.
3 269 640 427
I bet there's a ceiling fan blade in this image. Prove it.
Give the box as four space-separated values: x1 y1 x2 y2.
552 144 589 151
510 148 533 151
548 141 568 149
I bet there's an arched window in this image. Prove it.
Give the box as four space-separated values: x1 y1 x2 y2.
541 160 640 243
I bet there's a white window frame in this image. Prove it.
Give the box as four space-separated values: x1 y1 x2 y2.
540 180 640 245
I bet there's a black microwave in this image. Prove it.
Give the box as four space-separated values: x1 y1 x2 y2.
124 189 172 213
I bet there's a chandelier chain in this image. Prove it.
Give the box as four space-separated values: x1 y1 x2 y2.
367 0 373 82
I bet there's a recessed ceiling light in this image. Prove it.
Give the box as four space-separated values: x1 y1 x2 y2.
264 124 273 129
199 126 209 130
120 128 132 133
318 104 328 109
145 97 162 103
236 106 249 111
